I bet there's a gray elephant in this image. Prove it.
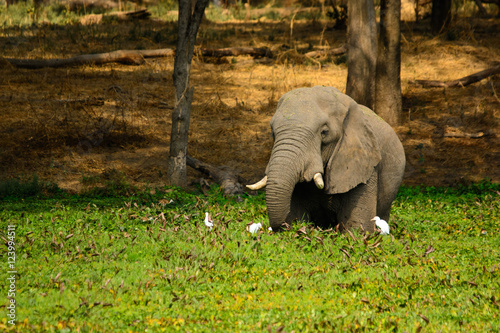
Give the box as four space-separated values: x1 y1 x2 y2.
248 86 405 232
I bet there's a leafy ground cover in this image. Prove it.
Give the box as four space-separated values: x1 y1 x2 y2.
1 182 499 332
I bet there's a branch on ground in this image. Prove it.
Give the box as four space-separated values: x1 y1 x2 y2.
64 0 118 11
80 9 151 25
200 47 273 58
2 49 175 69
443 126 487 138
412 65 500 88
304 45 347 58
186 155 244 196
2 47 276 69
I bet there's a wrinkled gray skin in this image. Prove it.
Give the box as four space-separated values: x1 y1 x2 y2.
264 86 405 232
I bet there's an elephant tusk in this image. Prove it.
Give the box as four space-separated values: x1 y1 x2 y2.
246 176 267 190
313 173 324 189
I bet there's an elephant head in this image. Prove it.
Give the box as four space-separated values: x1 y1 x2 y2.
249 86 382 229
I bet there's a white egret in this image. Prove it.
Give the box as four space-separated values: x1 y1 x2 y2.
204 212 213 230
247 222 262 234
372 216 389 235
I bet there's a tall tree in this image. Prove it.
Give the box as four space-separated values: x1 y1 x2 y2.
167 0 209 187
346 0 377 109
431 0 452 33
375 0 402 126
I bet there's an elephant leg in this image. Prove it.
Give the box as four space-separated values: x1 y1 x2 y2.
377 170 403 223
289 182 331 225
336 170 378 232
287 183 313 223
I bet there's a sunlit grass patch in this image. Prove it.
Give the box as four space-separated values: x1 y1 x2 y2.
1 182 499 331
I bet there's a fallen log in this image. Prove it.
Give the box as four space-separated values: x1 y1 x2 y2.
443 126 486 139
304 45 347 58
64 0 118 11
4 46 275 69
412 65 500 88
186 155 244 196
80 9 151 25
200 47 273 58
3 49 175 69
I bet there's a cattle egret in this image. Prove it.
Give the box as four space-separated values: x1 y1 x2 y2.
247 222 262 234
204 212 213 230
372 216 390 235
268 227 273 232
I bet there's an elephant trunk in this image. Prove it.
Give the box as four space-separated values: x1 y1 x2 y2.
266 160 300 229
265 130 311 229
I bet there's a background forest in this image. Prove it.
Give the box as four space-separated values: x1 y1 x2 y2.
0 0 499 193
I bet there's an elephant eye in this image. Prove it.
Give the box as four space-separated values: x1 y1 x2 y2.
321 129 329 138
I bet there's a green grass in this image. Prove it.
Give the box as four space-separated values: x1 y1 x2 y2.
1 182 499 332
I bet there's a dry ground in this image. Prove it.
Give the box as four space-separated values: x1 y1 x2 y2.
0 15 499 193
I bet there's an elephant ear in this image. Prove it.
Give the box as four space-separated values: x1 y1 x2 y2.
325 102 382 194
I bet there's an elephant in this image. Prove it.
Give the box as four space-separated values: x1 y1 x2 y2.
248 86 406 232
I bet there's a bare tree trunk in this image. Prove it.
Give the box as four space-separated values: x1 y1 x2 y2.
431 0 452 34
375 0 402 126
346 0 377 109
167 0 209 187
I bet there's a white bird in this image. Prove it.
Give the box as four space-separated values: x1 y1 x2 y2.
204 212 213 230
247 222 262 234
372 216 389 235
268 227 273 232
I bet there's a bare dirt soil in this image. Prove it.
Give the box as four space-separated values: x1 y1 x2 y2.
0 15 499 193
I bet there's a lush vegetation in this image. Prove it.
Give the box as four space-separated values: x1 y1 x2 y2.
1 181 499 332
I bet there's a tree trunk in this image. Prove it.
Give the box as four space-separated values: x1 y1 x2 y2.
375 0 402 126
431 0 452 34
167 0 209 187
346 0 377 109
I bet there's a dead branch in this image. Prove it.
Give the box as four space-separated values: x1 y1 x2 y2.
186 155 244 196
80 9 151 25
443 132 485 138
412 65 500 88
3 46 275 69
30 97 105 106
64 0 118 11
200 47 273 58
304 45 347 58
443 126 487 138
3 49 175 69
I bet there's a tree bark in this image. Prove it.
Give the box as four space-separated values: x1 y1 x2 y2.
431 0 452 34
375 0 402 126
346 0 377 109
167 0 209 188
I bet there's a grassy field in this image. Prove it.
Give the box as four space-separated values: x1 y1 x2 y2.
1 182 499 332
